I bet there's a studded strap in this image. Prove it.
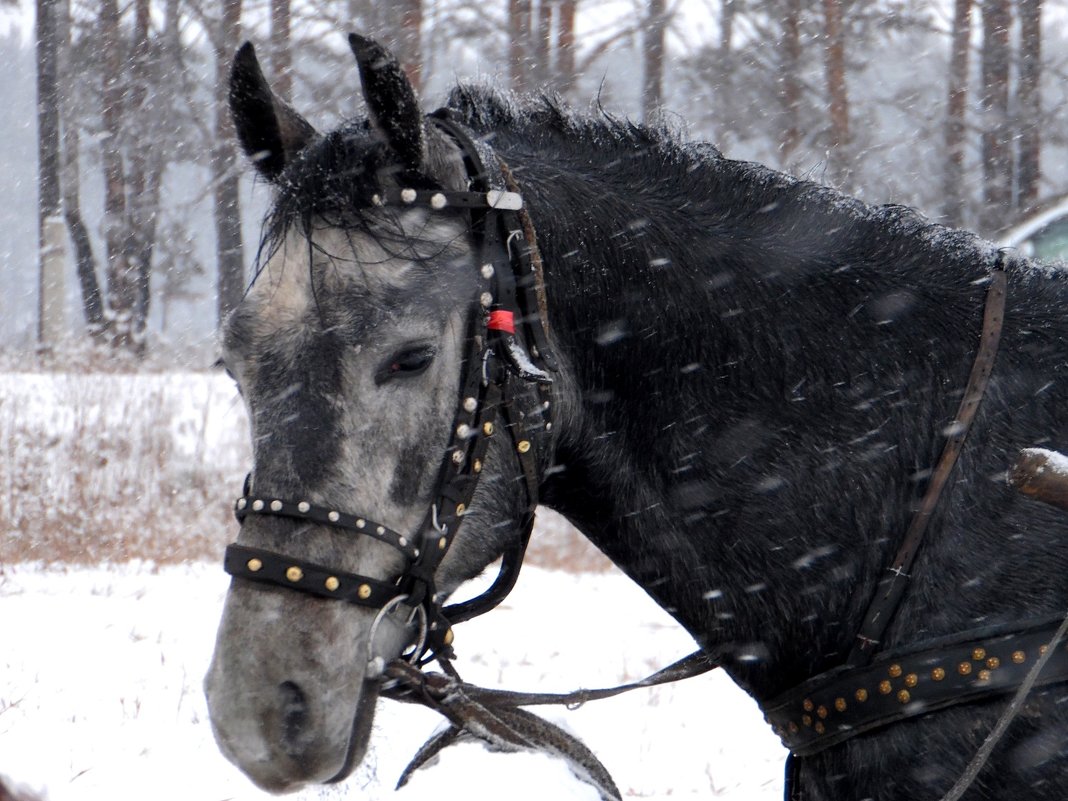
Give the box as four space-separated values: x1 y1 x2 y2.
234 496 420 560
766 615 1068 756
225 543 401 607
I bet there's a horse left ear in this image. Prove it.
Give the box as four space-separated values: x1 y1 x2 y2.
348 33 425 174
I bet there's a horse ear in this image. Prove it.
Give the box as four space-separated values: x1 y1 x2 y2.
348 33 425 174
229 41 317 181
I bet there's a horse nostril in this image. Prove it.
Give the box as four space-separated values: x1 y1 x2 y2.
278 681 310 753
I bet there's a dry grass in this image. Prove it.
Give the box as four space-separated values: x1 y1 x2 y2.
0 363 610 573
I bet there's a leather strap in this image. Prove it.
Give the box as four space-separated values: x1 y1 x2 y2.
767 615 1068 756
848 259 1009 665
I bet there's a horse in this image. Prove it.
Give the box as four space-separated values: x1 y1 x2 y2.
205 34 1068 800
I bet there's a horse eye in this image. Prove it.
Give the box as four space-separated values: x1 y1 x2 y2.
377 346 435 384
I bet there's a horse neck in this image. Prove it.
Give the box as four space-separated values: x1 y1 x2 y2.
519 149 1004 700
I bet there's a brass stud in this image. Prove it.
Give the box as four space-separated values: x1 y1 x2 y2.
1041 644 1050 655
897 689 911 704
438 536 447 550
932 667 946 681
325 576 340 591
357 584 372 600
802 699 814 712
816 705 828 719
972 647 986 661
888 664 903 678
986 656 1000 670
286 566 303 582
814 721 825 734
788 721 799 734
517 440 531 454
878 680 892 695
1012 650 1026 664
444 628 454 646
855 688 869 703
247 558 263 572
483 422 495 436
958 661 972 676
904 673 918 688
834 697 847 713
978 669 992 682
802 714 813 727
473 459 483 473
456 503 466 516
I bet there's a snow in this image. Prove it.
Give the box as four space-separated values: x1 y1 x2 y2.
0 561 787 800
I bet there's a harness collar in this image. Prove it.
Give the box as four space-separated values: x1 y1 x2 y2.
222 111 556 664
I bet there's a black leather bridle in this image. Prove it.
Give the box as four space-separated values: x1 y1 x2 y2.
223 112 556 665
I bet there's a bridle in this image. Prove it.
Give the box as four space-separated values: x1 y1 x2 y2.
222 111 556 666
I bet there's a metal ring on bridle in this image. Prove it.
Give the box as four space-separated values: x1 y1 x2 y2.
365 594 428 677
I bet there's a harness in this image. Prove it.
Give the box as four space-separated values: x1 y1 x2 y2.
223 111 556 665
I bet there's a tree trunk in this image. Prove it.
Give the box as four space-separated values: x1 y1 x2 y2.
36 0 65 346
979 0 1012 234
533 0 552 88
943 0 973 227
821 0 851 187
398 0 422 94
509 0 532 92
270 0 292 101
556 0 577 96
642 0 667 123
125 0 154 348
58 0 105 334
779 0 803 166
1016 0 1042 217
214 0 245 327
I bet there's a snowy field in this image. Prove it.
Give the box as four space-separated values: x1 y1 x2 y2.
0 561 787 800
0 369 786 799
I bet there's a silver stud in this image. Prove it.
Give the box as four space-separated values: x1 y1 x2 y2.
371 193 384 206
252 499 264 511
457 423 471 438
236 498 247 510
480 292 493 308
480 264 495 279
399 536 408 547
297 501 310 513
328 511 340 522
400 188 417 203
413 548 421 558
452 450 464 464
430 192 447 209
463 397 478 413
545 422 553 432
270 500 283 512
376 525 385 536
356 518 366 529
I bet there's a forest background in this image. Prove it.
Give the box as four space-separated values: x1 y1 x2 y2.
5 0 1064 359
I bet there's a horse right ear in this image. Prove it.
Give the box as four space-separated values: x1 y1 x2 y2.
229 42 316 181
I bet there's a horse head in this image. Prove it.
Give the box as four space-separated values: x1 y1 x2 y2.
204 35 552 791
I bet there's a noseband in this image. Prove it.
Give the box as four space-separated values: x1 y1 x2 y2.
222 112 556 663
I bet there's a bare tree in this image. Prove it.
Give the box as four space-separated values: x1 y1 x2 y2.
556 0 578 96
943 0 972 227
642 0 667 122
213 0 245 326
36 0 65 345
821 0 851 186
779 0 803 166
270 0 292 101
509 0 533 92
1016 0 1042 216
979 0 1012 233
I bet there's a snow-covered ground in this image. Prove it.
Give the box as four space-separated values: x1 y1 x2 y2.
0 560 787 800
